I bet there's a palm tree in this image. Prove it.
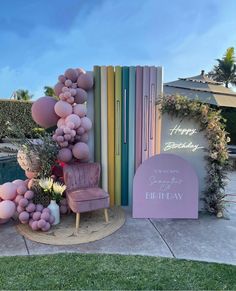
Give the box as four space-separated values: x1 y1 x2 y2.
208 47 236 88
12 89 33 101
44 86 55 97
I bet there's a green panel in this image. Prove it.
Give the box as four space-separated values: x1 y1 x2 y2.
121 67 129 206
114 66 122 206
128 67 136 206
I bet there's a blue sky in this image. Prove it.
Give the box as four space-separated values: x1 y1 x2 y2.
0 0 236 99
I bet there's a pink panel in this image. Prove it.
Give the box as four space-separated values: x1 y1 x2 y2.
133 154 199 219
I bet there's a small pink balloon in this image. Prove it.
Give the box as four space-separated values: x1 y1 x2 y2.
80 132 89 143
0 182 17 200
57 118 66 127
60 141 69 148
77 73 94 90
19 211 30 222
73 104 87 118
42 222 51 232
42 208 51 214
55 128 64 135
38 219 47 229
67 121 75 129
74 88 87 104
59 93 66 101
17 185 27 195
64 91 72 99
32 96 59 128
27 179 35 189
65 79 73 87
15 194 24 204
31 221 39 231
19 198 28 208
54 82 64 96
77 127 85 135
67 97 75 104
58 75 66 83
72 142 90 160
62 86 70 93
49 215 55 224
76 67 86 76
24 190 34 200
33 211 41 221
56 136 64 143
29 218 34 227
70 88 76 96
36 204 44 212
64 68 78 82
64 134 71 141
26 203 36 213
81 117 92 131
72 83 77 89
0 200 16 219
57 148 73 163
12 179 25 187
60 205 67 214
41 212 50 221
54 101 73 118
65 114 81 129
17 205 24 213
71 130 76 137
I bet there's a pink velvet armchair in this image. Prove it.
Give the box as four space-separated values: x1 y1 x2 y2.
63 163 110 229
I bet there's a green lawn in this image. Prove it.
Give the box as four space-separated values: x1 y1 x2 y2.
0 253 235 290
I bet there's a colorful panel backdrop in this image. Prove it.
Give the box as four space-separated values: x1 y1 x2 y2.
92 66 163 206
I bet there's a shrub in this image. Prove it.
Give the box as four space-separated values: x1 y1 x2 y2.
0 99 43 140
221 107 236 145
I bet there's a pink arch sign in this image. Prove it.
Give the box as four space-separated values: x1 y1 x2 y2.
133 154 199 219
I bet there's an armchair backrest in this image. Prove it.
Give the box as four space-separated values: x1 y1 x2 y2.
63 162 100 192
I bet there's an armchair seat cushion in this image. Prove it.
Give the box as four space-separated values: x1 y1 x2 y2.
67 187 109 202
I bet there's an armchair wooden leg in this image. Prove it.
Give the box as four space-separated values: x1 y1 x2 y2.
76 212 80 229
104 208 109 223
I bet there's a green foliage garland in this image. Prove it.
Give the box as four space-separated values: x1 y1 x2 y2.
160 95 230 215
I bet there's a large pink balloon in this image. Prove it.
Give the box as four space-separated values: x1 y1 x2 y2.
77 73 94 90
72 142 89 160
74 88 87 104
81 117 92 131
64 68 78 82
65 114 81 129
0 200 16 219
54 82 64 96
0 182 17 200
32 96 59 128
54 101 73 118
57 148 73 163
73 104 87 117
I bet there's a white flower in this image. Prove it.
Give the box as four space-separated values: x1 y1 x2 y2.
39 177 53 190
53 182 66 194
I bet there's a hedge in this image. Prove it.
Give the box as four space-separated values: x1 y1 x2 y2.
0 99 41 139
221 107 236 145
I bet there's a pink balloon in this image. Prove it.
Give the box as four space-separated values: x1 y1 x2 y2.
12 179 25 187
49 215 55 224
60 198 67 206
72 83 77 89
70 89 76 96
57 118 66 127
19 211 30 222
77 127 85 135
32 96 59 128
19 198 28 208
59 93 66 101
60 205 67 214
64 134 71 141
64 68 78 82
64 91 72 99
17 205 24 213
27 179 35 189
72 142 90 160
36 204 44 212
56 136 64 143
31 221 39 231
33 211 41 221
29 219 34 227
55 128 64 135
26 203 36 213
74 88 87 104
67 97 75 104
54 101 73 118
81 117 92 131
62 86 70 93
76 67 86 76
73 104 87 118
42 208 51 214
65 114 81 129
24 190 34 200
80 132 89 143
38 219 46 229
41 212 50 221
15 195 24 204
0 200 16 219
0 182 17 200
77 73 93 90
42 222 51 232
60 141 69 148
54 82 64 96
58 75 66 83
17 185 27 195
65 79 72 87
57 148 73 163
